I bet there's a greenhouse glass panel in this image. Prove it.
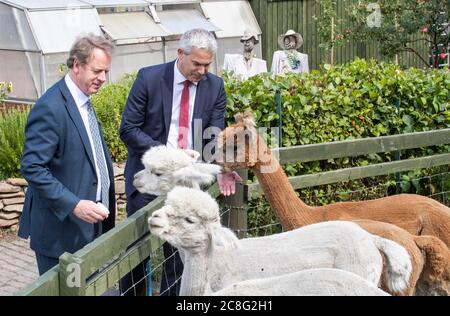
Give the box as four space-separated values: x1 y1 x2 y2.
3 0 91 10
0 50 40 100
28 8 102 54
81 0 149 7
149 0 200 4
200 1 260 38
110 42 164 81
99 12 169 45
164 39 179 63
157 9 219 35
44 53 69 91
0 3 38 50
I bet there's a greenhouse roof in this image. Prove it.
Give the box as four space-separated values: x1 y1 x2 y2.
2 0 91 10
2 0 201 10
157 9 219 35
100 11 169 44
82 0 150 7
200 1 261 38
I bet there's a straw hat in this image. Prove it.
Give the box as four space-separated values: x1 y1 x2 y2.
240 30 259 44
278 29 303 49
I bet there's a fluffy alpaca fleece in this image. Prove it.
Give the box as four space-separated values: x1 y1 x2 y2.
133 145 221 195
149 187 412 296
213 112 450 295
213 268 390 296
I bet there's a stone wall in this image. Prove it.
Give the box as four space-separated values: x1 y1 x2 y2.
0 163 127 229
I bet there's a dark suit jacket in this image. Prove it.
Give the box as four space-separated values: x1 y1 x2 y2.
120 61 226 205
18 78 116 258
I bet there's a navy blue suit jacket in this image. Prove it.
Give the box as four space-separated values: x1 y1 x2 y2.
120 61 226 202
18 78 116 258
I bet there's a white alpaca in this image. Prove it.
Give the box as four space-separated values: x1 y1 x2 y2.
213 269 390 296
149 187 412 296
134 146 221 195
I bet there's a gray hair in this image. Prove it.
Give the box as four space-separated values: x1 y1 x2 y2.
67 34 114 68
179 28 217 55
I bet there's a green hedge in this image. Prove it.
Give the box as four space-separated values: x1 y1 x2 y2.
223 58 449 232
224 58 449 178
0 110 29 179
91 73 136 163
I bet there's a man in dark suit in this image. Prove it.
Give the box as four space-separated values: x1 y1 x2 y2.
19 35 116 275
119 28 240 296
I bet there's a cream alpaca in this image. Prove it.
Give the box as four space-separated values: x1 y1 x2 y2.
213 269 390 296
133 145 221 195
149 186 412 295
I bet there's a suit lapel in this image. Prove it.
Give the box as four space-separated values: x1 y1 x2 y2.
59 79 96 171
192 75 208 147
161 61 175 141
192 75 208 121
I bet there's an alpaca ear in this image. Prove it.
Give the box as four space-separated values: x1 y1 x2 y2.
192 162 222 176
234 112 244 123
172 165 216 186
242 112 256 129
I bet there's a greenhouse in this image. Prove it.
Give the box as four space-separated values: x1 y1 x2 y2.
0 0 262 101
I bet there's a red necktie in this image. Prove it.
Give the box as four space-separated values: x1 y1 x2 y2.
178 80 191 149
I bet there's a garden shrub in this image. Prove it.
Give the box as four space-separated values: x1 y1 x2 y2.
224 58 449 230
0 109 29 179
91 73 136 162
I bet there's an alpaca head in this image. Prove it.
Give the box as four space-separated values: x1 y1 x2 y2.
214 112 271 172
148 186 238 254
133 146 222 195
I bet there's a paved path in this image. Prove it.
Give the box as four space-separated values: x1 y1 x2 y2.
0 234 38 296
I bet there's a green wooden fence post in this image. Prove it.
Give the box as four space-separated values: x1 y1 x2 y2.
59 252 86 296
395 97 402 194
227 169 249 239
275 90 282 147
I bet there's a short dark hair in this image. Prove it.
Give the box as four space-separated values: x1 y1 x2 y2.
66 34 114 69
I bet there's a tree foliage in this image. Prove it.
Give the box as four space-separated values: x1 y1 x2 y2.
344 0 450 68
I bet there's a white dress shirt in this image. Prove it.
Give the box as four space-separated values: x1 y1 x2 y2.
65 74 109 202
166 60 198 150
271 50 309 76
223 54 268 80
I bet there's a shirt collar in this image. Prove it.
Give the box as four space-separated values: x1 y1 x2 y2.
65 74 90 108
174 59 198 86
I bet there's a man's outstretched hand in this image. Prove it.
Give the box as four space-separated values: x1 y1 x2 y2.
217 171 243 196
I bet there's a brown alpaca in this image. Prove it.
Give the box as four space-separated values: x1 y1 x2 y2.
353 219 450 296
215 112 450 295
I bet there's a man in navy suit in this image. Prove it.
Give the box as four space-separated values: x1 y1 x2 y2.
19 35 116 275
120 28 240 296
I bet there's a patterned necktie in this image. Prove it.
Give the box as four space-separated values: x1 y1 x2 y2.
178 80 191 149
86 100 110 210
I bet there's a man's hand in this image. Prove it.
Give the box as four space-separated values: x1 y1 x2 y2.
73 200 108 224
217 171 243 196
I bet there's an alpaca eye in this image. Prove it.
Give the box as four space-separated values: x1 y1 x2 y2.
153 172 162 177
185 217 195 224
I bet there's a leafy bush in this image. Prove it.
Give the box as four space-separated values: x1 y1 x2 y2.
0 81 13 104
91 73 136 162
0 110 29 179
223 58 450 230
